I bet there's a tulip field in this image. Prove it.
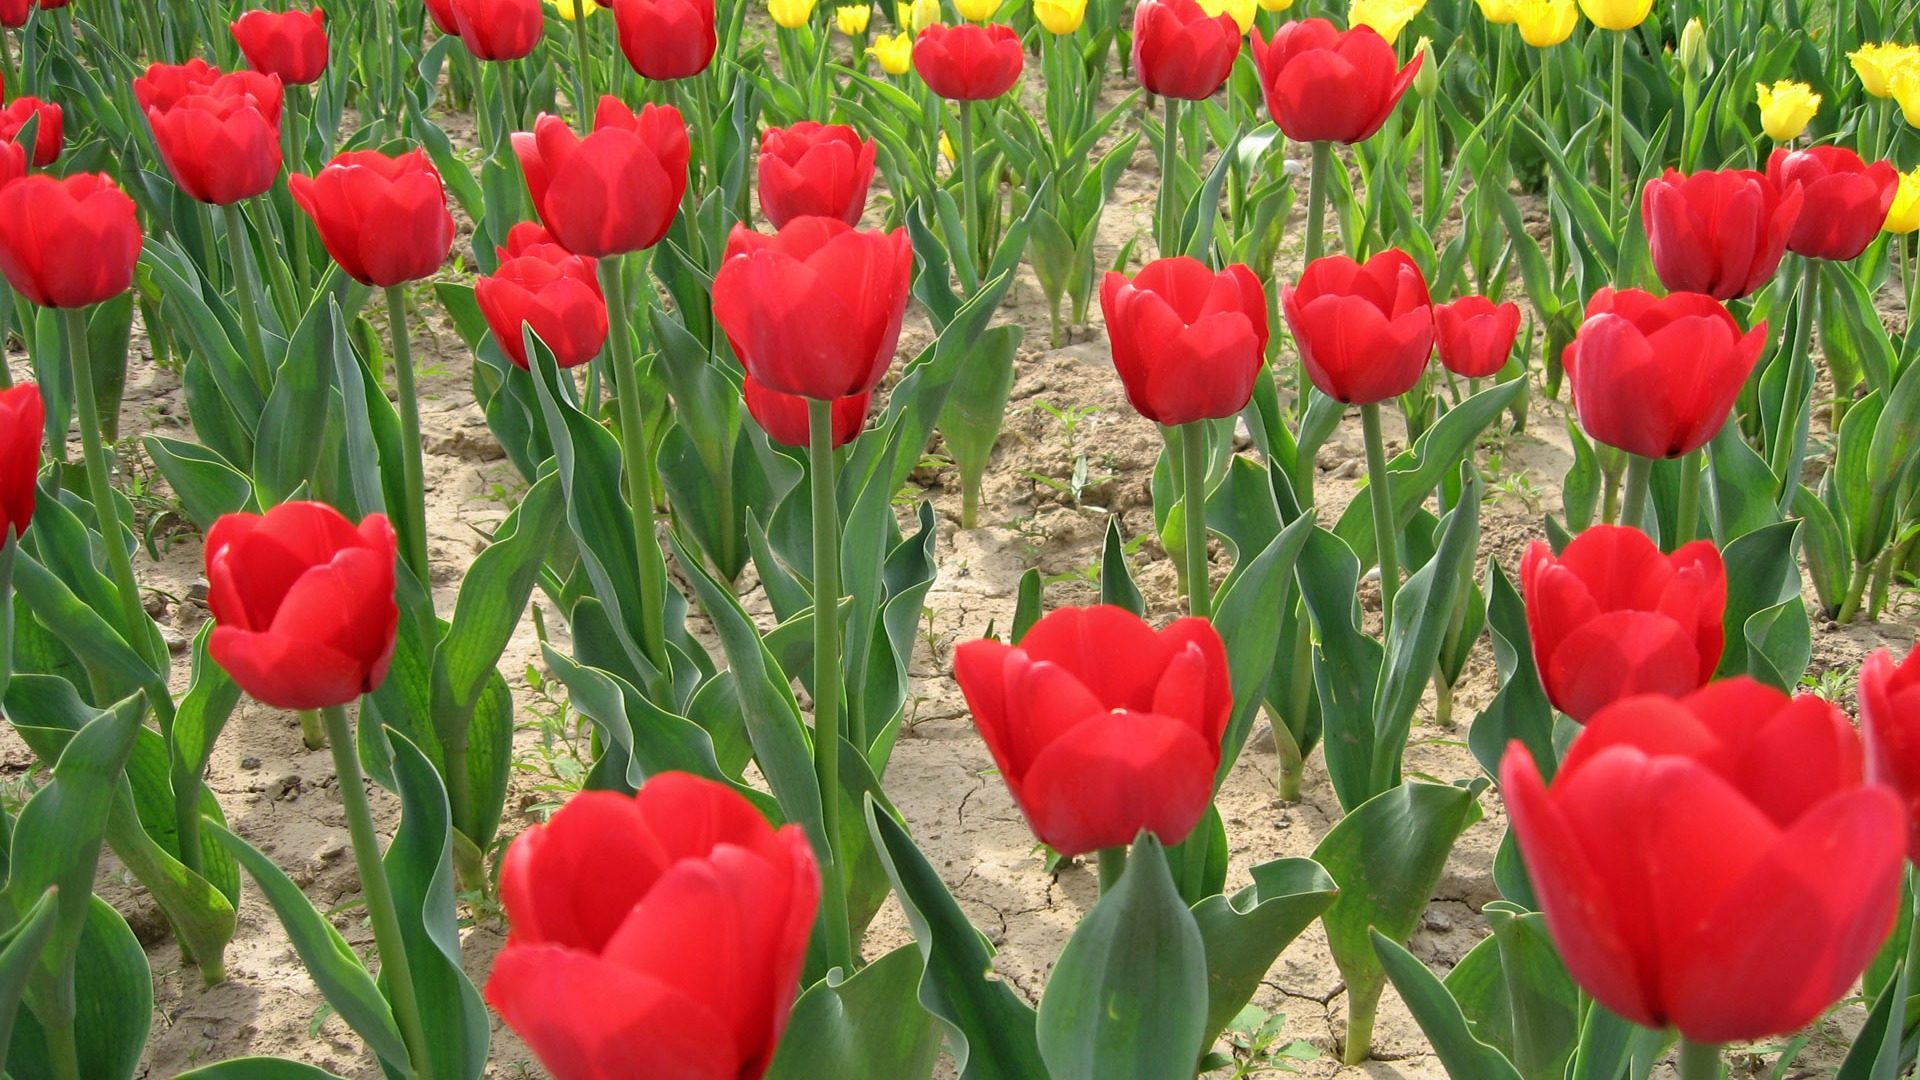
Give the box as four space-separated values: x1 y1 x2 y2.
9 0 1920 1077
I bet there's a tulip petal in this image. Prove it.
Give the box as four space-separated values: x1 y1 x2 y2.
1018 711 1217 856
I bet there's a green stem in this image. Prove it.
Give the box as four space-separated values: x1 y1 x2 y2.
1676 1039 1722 1080
1838 560 1874 625
807 398 854 972
1096 844 1127 896
297 708 328 751
1771 258 1818 504
222 201 274 394
1360 403 1399 635
1901 876 1920 985
1619 453 1653 532
1180 421 1211 617
1343 994 1377 1065
1609 29 1625 243
1158 94 1182 257
382 287 432 591
569 2 597 129
1299 140 1332 409
1870 541 1902 621
958 98 980 280
1672 448 1701 550
322 703 434 1080
44 1019 79 1080
598 255 673 686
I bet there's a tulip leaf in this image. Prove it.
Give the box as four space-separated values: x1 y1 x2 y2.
1370 930 1524 1080
1212 513 1315 785
1562 420 1600 533
1458 903 1580 1080
5 897 149 1080
141 434 255 530
764 945 942 1080
170 622 244 821
938 323 1024 528
139 240 263 435
1867 348 1920 534
1191 857 1338 1050
1467 561 1557 783
0 890 58 1069
1836 944 1906 1080
435 472 561 718
1099 516 1146 616
11 549 158 695
175 1060 354 1080
255 274 347 505
1012 567 1042 643
1820 262 1897 399
1791 485 1850 616
866 799 1047 1080
1295 526 1383 812
1715 519 1806 689
1037 833 1208 1080
1706 420 1781 543
326 301 391 521
541 643 731 791
1566 998 1667 1080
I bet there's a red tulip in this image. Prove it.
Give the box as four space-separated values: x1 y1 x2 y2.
613 0 716 80
1280 249 1432 405
146 92 283 206
912 23 1024 101
757 122 876 229
513 99 689 259
451 0 543 60
0 97 60 167
1132 0 1241 102
1860 645 1920 864
134 59 284 126
1433 295 1521 379
1564 287 1765 460
1642 168 1801 301
952 605 1231 857
230 8 330 85
496 220 571 261
0 140 26 190
712 216 912 401
0 0 28 28
1767 146 1899 262
423 0 460 34
742 376 871 448
1251 19 1419 144
1101 257 1268 425
0 174 142 309
36 0 70 8
485 773 818 1080
290 150 455 287
1502 679 1904 1042
205 501 399 710
1520 525 1725 723
477 247 609 370
0 384 42 542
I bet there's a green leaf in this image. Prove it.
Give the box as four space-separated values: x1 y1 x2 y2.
1715 520 1805 688
1191 857 1338 1049
176 1060 354 1080
1013 568 1042 643
1468 562 1557 784
0 890 58 1068
8 898 150 1080
763 944 942 1080
1836 945 1905 1080
1212 513 1314 784
141 434 254 530
255 277 346 504
1295 527 1383 811
938 323 1024 519
1706 420 1781 543
1371 930 1524 1080
1099 516 1145 617
12 551 158 693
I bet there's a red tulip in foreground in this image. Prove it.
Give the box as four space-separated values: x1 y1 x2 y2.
743 375 871 448
1642 168 1801 301
1132 0 1242 101
145 87 283 206
0 140 27 195
1520 525 1725 722
1502 679 1904 1041
514 99 690 258
1101 257 1269 425
952 605 1231 856
757 122 876 228
712 216 912 401
290 150 455 287
477 241 609 369
0 384 42 542
450 0 544 61
1433 295 1521 379
1281 249 1433 405
205 501 400 711
0 174 142 309
1767 146 1899 262
485 773 818 1080
613 0 717 80
0 96 61 167
1251 19 1420 144
1860 645 1920 863
1564 288 1765 460
230 7 330 85
912 23 1025 101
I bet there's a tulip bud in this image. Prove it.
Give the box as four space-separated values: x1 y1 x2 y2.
1514 0 1575 47
835 3 870 33
1755 79 1820 142
1413 37 1438 96
1678 17 1704 80
868 29 912 73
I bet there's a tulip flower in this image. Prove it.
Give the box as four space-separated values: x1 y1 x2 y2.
230 8 330 85
0 384 42 542
0 97 61 167
952 605 1231 858
835 3 869 33
1755 80 1820 142
1519 525 1725 722
0 142 22 191
743 376 871 448
1513 0 1574 45
450 0 545 59
712 217 912 401
551 0 600 17
1257 0 1292 10
0 0 27 28
1641 168 1801 301
1132 0 1242 101
1886 167 1920 234
0 174 141 310
291 150 455 287
1348 0 1424 44
1251 20 1418 145
868 30 912 73
768 0 813 29
1101 258 1268 426
1502 680 1904 1048
485 774 819 1080
512 99 689 258
1850 42 1920 99
912 23 1022 100
1195 0 1255 34
1281 249 1434 406
424 0 462 33
954 0 998 19
1892 69 1920 129
1862 646 1920 864
1474 0 1517 21
613 0 717 79
1766 146 1899 263
758 122 876 228
134 59 284 127
1433 296 1521 379
1033 0 1084 32
146 92 284 206
1575 0 1648 29
477 245 609 370
898 0 939 29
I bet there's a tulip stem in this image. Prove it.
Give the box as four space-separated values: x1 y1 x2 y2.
1096 845 1127 896
1619 453 1653 533
1608 29 1625 245
1360 403 1398 635
958 98 981 281
222 202 274 395
807 397 855 973
1676 1039 1723 1080
297 708 329 751
1671 448 1701 550
322 702 434 1080
1770 258 1818 507
1157 95 1181 258
598 255 673 691
382 286 433 594
568 1 596 131
1299 140 1331 411
1180 421 1211 618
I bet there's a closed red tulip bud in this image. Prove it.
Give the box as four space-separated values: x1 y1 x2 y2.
1767 146 1899 262
0 384 42 542
290 150 455 287
514 99 689 258
1251 18 1419 144
477 251 608 370
1132 0 1241 102
0 0 27 28
1433 295 1521 379
712 216 912 401
1860 646 1920 864
134 59 284 126
147 93 283 206
613 0 717 80
757 122 876 228
485 773 818 1080
1642 168 1801 301
451 0 544 60
953 605 1231 856
205 501 399 710
1101 257 1268 425
0 97 60 167
230 8 330 85
0 174 141 309
742 375 870 448
1502 680 1904 1042
1281 248 1432 405
1564 287 1765 460
1520 525 1725 723
912 23 1024 101
424 0 461 33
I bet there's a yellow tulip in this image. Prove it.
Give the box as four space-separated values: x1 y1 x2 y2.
1852 43 1900 98
1257 0 1293 10
549 0 600 18
1348 0 1423 43
770 0 815 27
869 30 914 73
1678 17 1703 79
1475 0 1518 23
954 0 1000 19
897 0 940 29
1575 0 1650 31
837 4 872 32
1515 0 1575 46
1033 0 1086 34
1755 80 1820 142
1198 0 1257 33
1886 167 1920 234
1413 36 1438 96
940 131 956 162
1892 67 1920 128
